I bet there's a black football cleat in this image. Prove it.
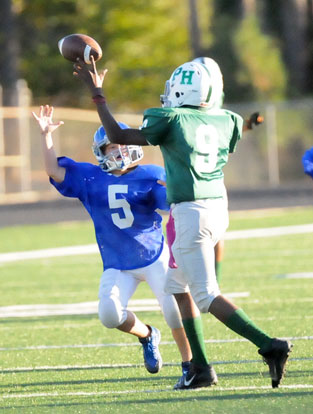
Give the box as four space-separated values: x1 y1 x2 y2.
258 338 293 388
174 361 218 390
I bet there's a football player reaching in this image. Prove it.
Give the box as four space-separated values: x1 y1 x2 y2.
73 56 292 390
32 106 193 385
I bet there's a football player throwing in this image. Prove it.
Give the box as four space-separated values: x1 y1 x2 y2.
73 56 292 390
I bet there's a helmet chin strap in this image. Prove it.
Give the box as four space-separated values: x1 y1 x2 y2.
102 159 125 172
160 80 171 107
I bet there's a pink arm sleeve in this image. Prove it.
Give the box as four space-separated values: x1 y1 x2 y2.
165 209 178 269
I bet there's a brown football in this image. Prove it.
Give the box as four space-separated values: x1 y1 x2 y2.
58 34 102 63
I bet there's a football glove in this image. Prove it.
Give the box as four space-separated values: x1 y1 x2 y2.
246 112 264 130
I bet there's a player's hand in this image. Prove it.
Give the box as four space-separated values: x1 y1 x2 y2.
245 112 264 130
73 56 107 94
32 105 64 135
157 180 166 187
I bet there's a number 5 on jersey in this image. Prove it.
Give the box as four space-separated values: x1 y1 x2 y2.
108 185 134 229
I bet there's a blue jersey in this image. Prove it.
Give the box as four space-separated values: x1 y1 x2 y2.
50 157 169 271
302 147 313 178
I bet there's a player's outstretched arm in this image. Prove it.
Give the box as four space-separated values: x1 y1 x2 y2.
32 105 65 183
73 57 148 146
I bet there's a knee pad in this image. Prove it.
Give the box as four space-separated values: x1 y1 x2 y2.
98 296 127 329
160 294 183 329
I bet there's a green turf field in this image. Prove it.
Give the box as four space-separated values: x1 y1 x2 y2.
0 206 313 413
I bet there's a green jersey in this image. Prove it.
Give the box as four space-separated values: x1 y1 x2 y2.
140 106 243 204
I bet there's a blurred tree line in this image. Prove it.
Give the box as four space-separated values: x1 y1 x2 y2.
0 0 312 112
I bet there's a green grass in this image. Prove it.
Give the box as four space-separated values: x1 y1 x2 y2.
0 206 313 413
228 205 313 230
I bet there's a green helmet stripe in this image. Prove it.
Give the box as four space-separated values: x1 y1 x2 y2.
198 63 212 103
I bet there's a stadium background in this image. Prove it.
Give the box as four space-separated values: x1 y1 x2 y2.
1 3 313 410
1 1 313 215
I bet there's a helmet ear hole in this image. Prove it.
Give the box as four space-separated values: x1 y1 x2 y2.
99 145 106 156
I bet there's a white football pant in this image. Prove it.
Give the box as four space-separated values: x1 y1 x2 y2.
98 246 183 330
165 195 229 313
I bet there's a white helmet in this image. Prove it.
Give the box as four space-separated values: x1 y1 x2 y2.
92 122 143 172
192 57 224 109
161 59 223 109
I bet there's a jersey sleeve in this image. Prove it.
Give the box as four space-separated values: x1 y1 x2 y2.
144 164 170 211
151 182 169 211
141 108 171 146
227 111 244 153
302 147 313 178
49 157 86 199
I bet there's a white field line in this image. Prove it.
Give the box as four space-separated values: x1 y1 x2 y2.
0 244 99 264
1 356 313 373
1 384 313 399
224 223 313 240
2 313 313 332
277 272 313 279
1 223 312 265
0 299 159 318
1 335 312 352
0 292 250 318
3 293 309 320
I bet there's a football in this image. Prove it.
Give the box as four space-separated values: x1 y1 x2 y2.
58 34 102 64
